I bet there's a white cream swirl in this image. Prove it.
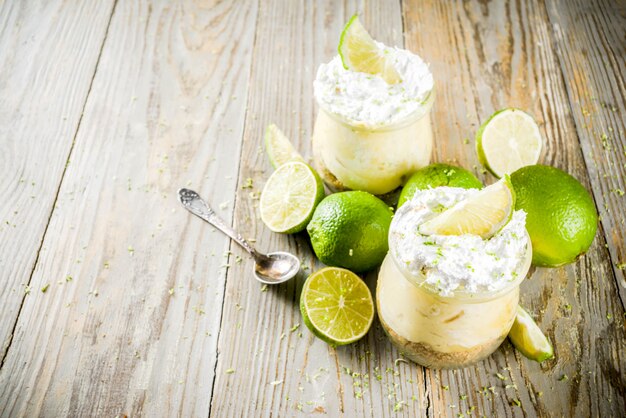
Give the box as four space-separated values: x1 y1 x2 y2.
390 187 529 296
314 42 433 127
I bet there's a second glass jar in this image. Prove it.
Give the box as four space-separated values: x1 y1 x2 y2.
376 233 532 369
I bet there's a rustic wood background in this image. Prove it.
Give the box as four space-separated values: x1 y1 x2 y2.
1 0 624 416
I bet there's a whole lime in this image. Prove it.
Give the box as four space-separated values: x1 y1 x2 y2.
307 191 393 272
398 163 483 207
510 165 598 267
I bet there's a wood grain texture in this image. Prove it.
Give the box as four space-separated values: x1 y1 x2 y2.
0 0 258 416
545 0 626 307
0 0 624 417
209 1 433 417
403 0 626 416
0 0 115 363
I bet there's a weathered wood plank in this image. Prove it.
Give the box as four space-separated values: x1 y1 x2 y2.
1 1 623 417
402 0 626 416
546 0 626 308
0 0 115 363
209 1 434 416
0 0 259 416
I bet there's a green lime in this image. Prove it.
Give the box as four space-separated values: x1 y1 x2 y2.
508 305 554 363
476 108 542 178
260 161 325 234
265 123 305 169
419 176 515 239
398 163 483 207
510 165 597 266
307 191 392 272
300 267 374 346
338 14 401 84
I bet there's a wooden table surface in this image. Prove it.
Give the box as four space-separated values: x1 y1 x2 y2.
1 0 625 416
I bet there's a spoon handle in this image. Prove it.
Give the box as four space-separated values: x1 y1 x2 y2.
178 188 259 258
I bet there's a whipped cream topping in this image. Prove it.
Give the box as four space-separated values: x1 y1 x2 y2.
314 42 434 127
390 187 529 296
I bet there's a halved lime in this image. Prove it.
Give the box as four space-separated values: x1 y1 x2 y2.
260 161 325 233
476 108 542 178
418 176 515 239
265 123 305 169
300 267 374 346
508 305 554 362
338 14 401 84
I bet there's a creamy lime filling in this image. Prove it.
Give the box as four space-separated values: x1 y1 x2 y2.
378 255 519 352
314 42 433 126
390 187 528 296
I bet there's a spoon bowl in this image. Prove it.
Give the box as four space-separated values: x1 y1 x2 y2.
254 251 301 284
178 188 301 285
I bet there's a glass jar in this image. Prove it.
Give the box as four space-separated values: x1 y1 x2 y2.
311 91 435 195
376 233 532 369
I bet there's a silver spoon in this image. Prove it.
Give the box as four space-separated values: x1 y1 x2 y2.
178 188 301 284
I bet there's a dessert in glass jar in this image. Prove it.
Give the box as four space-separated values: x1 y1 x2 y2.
377 186 532 368
312 40 435 195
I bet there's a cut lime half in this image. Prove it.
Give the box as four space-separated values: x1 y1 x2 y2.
338 14 401 84
260 161 324 234
418 176 515 239
509 305 554 362
476 108 542 178
264 123 304 169
300 267 374 346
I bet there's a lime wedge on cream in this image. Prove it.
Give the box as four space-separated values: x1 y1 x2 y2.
338 14 401 84
419 177 515 239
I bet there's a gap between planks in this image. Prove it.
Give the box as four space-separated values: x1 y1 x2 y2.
0 0 119 372
398 0 435 415
541 0 626 312
206 0 263 416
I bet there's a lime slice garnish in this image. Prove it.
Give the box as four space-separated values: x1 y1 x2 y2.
418 176 515 239
260 161 324 234
338 14 401 84
300 267 374 346
476 108 542 178
264 123 304 169
509 305 554 362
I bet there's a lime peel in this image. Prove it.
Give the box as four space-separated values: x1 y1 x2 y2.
307 191 392 272
510 165 598 267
